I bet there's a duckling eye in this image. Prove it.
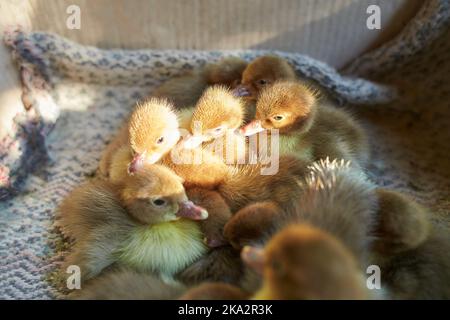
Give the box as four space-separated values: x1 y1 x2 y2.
273 115 284 121
214 127 223 133
257 79 268 86
156 136 164 144
152 198 166 207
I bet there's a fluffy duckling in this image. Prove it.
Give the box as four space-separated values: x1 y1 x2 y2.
104 100 230 189
379 224 450 299
229 159 377 264
224 201 281 250
153 57 248 109
243 224 371 300
99 98 180 177
186 187 232 247
218 155 310 213
57 164 209 282
176 85 248 164
66 159 234 284
179 86 244 146
204 57 248 88
225 159 434 299
373 188 431 256
226 160 429 256
240 81 369 167
235 55 297 100
70 269 185 300
173 157 308 287
111 140 231 189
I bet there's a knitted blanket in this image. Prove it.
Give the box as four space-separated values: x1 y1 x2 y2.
0 0 449 299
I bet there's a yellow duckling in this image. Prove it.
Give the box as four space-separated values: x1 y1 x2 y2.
99 98 181 177
177 85 248 164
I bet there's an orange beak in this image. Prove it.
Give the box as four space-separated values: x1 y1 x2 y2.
239 120 265 136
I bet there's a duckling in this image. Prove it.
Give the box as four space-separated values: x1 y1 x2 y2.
226 159 434 299
109 132 230 190
179 86 244 144
227 159 377 265
180 282 249 300
235 55 297 100
223 201 281 250
70 268 185 300
99 98 180 177
224 159 432 256
177 85 248 164
373 188 431 256
104 97 230 189
204 57 248 88
153 57 248 109
379 224 450 299
367 189 450 298
218 155 309 213
181 171 288 287
159 147 231 189
57 163 208 282
243 225 371 300
240 81 369 167
186 187 232 247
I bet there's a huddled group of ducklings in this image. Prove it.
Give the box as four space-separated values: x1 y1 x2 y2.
56 55 450 299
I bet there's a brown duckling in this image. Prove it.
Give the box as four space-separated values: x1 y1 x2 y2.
223 201 282 250
240 81 369 167
378 224 450 299
153 56 248 109
225 159 433 298
57 163 209 282
243 224 371 299
218 155 309 213
235 55 297 100
186 187 232 248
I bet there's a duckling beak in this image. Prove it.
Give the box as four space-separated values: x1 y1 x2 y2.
176 200 209 220
178 134 205 149
241 246 265 275
128 151 161 174
239 120 265 136
128 153 145 174
232 85 251 97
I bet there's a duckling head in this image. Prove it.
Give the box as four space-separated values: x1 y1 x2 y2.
120 164 208 224
128 98 180 173
240 81 318 136
234 55 297 100
204 56 248 88
243 224 367 300
180 86 244 149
